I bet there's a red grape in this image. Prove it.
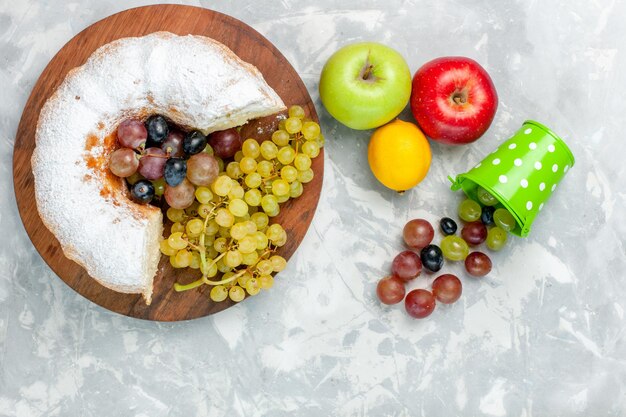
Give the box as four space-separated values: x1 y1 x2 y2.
187 153 219 186
208 128 242 158
403 219 434 249
376 276 405 305
138 147 167 180
465 252 492 277
164 178 195 209
117 119 147 149
432 274 462 304
109 148 138 177
461 222 488 246
405 289 436 319
161 130 185 158
391 250 422 281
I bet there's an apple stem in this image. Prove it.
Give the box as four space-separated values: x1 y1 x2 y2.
362 64 374 80
452 91 467 105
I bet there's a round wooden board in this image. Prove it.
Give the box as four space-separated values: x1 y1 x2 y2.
12 5 323 321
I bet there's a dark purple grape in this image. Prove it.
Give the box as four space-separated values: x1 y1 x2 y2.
481 206 495 226
183 131 208 156
130 180 155 204
461 222 488 246
440 217 457 235
391 250 422 281
420 244 444 272
465 252 492 277
164 158 187 187
405 289 436 319
145 115 169 146
117 119 147 149
161 130 185 158
138 147 167 180
208 128 242 158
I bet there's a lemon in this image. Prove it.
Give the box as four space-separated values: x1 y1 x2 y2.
368 120 432 192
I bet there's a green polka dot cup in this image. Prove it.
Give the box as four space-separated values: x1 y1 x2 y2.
449 120 575 237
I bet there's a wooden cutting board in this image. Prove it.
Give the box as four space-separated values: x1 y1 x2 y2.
12 5 323 321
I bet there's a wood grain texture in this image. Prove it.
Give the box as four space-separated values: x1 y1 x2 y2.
12 5 323 321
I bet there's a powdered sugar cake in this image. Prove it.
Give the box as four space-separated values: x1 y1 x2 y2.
31 32 285 304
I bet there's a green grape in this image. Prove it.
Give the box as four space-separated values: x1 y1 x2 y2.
277 146 296 165
276 194 289 204
271 129 291 146
288 105 305 119
214 237 229 253
185 201 199 217
278 118 287 131
234 213 251 223
168 232 187 250
237 271 253 288
245 278 261 296
229 285 245 302
493 208 516 232
301 121 321 140
171 222 185 234
228 199 248 217
217 258 231 273
228 185 245 200
284 117 302 134
253 231 269 250
272 179 290 196
189 252 201 269
301 141 320 158
273 230 287 247
241 250 259 266
166 207 186 223
185 218 204 237
230 222 248 240
194 187 213 204
152 178 165 196
290 180 303 198
440 235 470 261
244 189 262 206
477 186 499 206
234 150 244 162
294 154 311 171
257 160 274 177
126 172 143 185
251 212 269 230
201 258 218 277
270 255 287 272
216 156 224 173
169 254 184 269
210 285 228 302
212 175 234 196
206 247 219 261
316 134 325 148
265 206 280 217
218 226 231 238
238 236 257 254
258 274 274 289
226 161 243 179
256 259 273 275
261 195 279 213
486 227 508 251
203 144 214 156
174 249 193 268
297 168 314 183
197 204 211 218
242 138 261 158
239 157 257 174
215 208 235 227
458 199 481 222
245 172 262 188
266 224 284 242
159 239 178 256
225 250 243 268
244 221 257 234
280 165 298 182
205 219 219 236
260 141 278 160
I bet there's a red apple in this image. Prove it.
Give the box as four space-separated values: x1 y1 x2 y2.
410 57 498 145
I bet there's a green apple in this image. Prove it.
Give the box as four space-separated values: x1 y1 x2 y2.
319 42 412 130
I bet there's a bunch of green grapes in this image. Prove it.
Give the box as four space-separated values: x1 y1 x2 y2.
159 105 323 303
